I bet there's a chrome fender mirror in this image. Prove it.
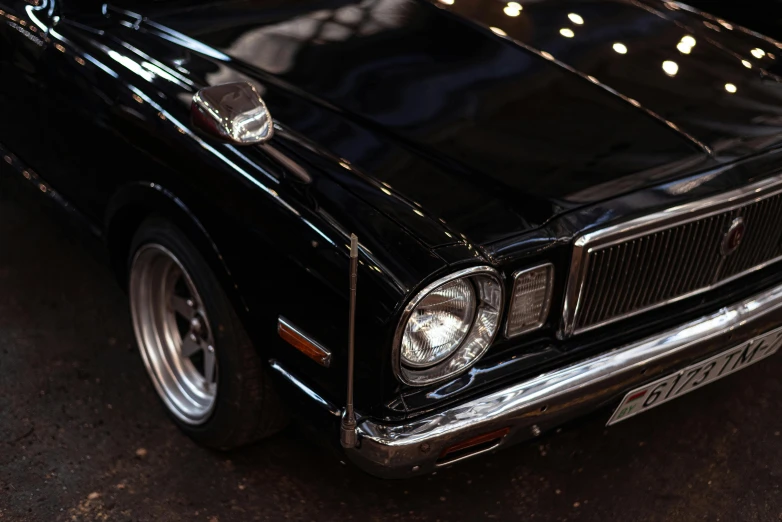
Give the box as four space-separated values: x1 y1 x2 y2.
191 81 274 145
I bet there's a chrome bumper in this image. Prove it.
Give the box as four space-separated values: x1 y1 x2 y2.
347 282 782 478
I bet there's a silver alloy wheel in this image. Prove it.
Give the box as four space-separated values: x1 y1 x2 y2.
129 243 218 425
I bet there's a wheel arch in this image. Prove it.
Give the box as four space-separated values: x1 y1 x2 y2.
104 181 249 316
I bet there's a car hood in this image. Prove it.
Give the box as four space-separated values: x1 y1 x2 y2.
151 0 782 247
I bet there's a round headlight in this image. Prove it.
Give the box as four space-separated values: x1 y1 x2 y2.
401 278 476 367
394 267 503 386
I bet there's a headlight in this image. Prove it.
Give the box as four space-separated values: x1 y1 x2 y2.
401 278 476 367
394 267 503 386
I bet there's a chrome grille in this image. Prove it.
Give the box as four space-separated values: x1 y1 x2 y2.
564 178 782 335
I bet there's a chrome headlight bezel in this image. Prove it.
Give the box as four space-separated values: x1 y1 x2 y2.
392 266 504 386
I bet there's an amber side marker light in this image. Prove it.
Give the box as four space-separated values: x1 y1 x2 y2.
437 427 511 466
277 317 332 367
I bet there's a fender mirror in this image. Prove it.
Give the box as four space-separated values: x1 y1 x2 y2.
191 81 274 145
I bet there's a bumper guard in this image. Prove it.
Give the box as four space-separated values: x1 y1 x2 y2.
347 282 782 478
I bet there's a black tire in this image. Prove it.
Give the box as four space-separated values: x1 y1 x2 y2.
128 216 288 449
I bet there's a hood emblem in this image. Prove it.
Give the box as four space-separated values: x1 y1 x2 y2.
721 217 745 256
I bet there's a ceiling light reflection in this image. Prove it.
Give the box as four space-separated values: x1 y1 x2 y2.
503 1 521 16
613 42 628 54
703 21 721 31
568 13 584 24
560 28 574 38
742 60 752 68
725 83 737 93
490 26 507 36
677 41 692 54
662 60 679 76
751 48 766 58
680 35 696 47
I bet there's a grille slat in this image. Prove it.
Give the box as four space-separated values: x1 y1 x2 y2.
736 203 764 272
673 221 699 296
637 231 668 309
621 240 644 316
761 197 782 260
656 226 684 304
602 245 626 321
606 239 637 320
648 230 673 306
628 236 651 312
584 249 612 327
770 197 782 259
697 216 724 288
570 190 782 334
691 218 712 289
677 220 704 295
579 250 603 327
744 203 767 268
754 197 782 264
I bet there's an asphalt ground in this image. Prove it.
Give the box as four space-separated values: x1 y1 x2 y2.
2 185 782 522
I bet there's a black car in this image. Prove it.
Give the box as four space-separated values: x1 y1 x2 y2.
3 0 782 478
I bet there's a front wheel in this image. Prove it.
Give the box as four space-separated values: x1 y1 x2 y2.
128 217 287 449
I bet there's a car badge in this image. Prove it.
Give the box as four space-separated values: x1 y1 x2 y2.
721 217 745 256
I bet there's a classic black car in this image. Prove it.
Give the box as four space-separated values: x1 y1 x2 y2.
4 0 782 478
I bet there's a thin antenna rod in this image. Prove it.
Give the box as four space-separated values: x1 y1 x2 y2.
340 234 359 448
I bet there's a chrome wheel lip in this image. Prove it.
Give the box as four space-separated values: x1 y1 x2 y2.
129 243 218 426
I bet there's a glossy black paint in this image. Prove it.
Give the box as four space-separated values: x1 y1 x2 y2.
152 0 782 245
2 0 782 432
683 0 782 40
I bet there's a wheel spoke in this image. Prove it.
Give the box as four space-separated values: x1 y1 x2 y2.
171 295 195 319
203 349 217 383
180 334 202 358
131 243 218 425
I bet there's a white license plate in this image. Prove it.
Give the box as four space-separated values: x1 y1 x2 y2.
607 326 782 426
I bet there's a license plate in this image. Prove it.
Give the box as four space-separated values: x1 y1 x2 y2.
607 326 782 426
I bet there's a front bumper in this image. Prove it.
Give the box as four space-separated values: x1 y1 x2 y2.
347 281 782 478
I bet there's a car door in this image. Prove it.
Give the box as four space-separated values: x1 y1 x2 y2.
4 0 184 223
0 0 122 220
0 0 51 170
32 1 126 221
